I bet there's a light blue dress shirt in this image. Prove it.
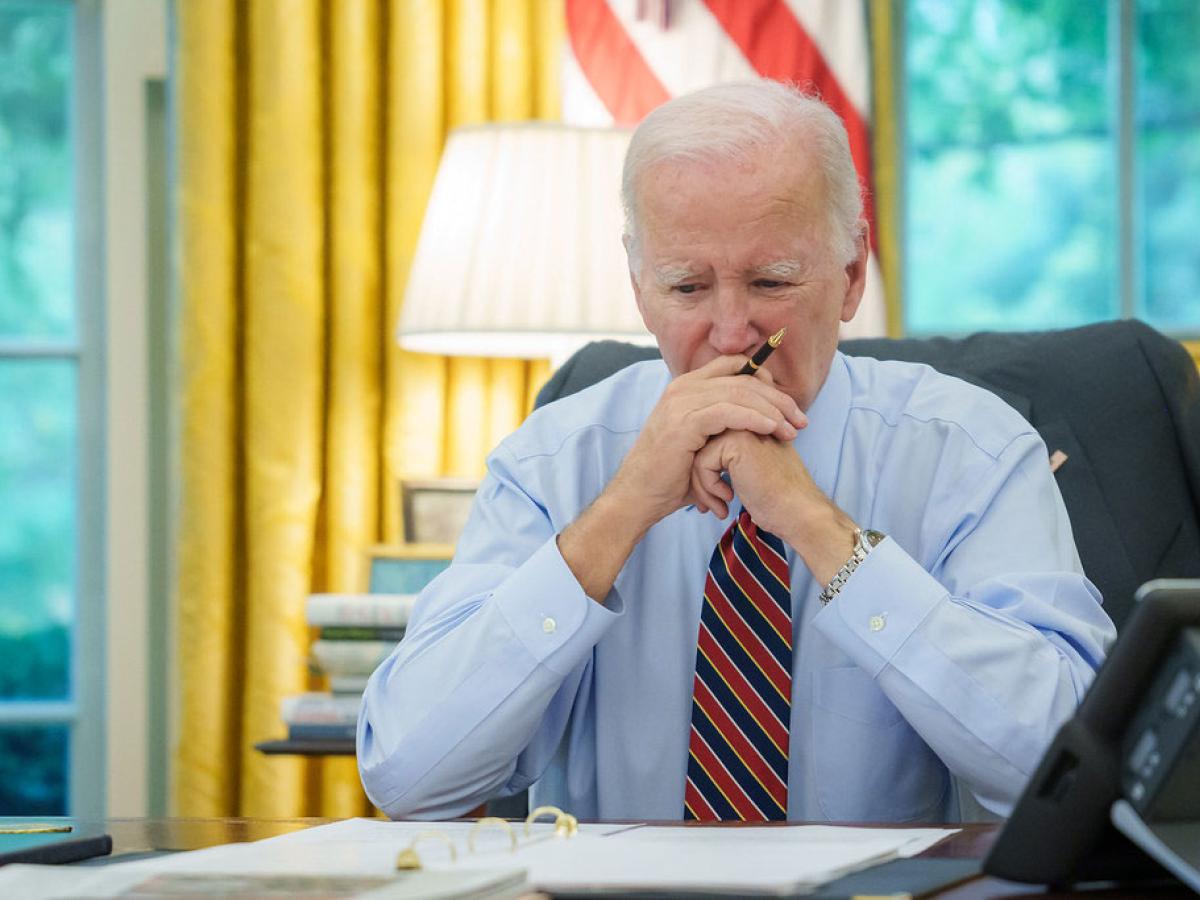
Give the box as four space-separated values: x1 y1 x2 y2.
358 353 1117 822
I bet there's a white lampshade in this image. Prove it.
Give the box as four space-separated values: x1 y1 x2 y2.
397 123 655 364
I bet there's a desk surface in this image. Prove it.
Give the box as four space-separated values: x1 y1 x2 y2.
10 817 1190 898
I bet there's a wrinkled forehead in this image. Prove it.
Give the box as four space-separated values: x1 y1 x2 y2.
631 148 828 234
631 156 832 267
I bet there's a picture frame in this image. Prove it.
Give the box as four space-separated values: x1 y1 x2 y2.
364 543 453 594
399 477 479 547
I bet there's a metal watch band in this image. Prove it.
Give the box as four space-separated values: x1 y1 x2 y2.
819 527 885 605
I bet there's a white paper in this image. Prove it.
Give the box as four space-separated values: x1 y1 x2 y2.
472 830 903 894
464 825 958 894
618 824 954 853
0 818 959 898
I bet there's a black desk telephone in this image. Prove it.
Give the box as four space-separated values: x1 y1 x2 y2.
985 580 1200 891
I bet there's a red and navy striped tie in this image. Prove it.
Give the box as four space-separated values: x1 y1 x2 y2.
684 508 792 821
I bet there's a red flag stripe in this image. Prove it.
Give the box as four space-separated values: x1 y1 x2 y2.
705 575 791 699
698 625 790 754
701 0 878 253
694 675 788 801
689 725 766 820
720 540 791 641
565 0 671 126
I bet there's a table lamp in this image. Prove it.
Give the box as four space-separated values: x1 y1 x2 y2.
396 123 655 367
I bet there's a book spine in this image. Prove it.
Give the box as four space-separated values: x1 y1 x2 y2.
329 675 371 695
310 639 394 677
305 593 418 627
280 692 361 725
318 626 406 642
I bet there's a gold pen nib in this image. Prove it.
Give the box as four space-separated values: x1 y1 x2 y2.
767 327 787 348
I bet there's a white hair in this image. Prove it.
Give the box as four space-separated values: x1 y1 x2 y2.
622 80 865 268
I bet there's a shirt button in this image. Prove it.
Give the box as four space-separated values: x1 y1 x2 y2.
542 617 557 634
868 614 886 632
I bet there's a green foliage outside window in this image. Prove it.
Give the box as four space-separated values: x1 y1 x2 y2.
0 726 67 815
0 0 73 817
0 1 73 340
0 3 74 703
0 361 73 700
1136 0 1200 329
905 0 1200 335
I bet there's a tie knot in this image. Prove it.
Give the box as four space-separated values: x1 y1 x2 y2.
727 508 786 563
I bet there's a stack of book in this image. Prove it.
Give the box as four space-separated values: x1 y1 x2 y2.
280 592 418 744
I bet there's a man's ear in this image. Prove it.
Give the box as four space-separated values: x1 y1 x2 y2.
839 225 869 323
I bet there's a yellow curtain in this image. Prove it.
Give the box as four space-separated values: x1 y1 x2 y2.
174 0 560 818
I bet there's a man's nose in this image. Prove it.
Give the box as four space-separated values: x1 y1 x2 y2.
708 289 758 356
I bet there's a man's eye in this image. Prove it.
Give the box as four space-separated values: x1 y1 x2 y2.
754 280 788 289
675 284 702 294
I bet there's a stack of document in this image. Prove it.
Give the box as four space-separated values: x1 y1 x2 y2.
0 817 956 898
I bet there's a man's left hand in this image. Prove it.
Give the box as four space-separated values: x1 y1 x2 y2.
691 431 859 586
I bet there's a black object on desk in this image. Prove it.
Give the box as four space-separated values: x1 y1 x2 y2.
0 827 112 866
985 579 1200 887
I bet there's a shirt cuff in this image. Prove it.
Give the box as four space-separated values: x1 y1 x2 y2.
813 537 948 678
492 535 623 676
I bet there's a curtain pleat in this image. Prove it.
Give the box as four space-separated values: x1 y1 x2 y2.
387 1 448 543
174 0 241 819
239 0 326 817
175 0 564 817
319 0 385 817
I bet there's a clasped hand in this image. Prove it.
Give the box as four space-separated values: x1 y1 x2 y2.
607 354 822 539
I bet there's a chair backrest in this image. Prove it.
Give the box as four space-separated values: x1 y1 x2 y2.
535 320 1200 630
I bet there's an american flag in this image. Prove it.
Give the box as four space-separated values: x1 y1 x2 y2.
561 0 886 339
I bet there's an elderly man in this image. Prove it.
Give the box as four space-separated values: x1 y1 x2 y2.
358 81 1115 823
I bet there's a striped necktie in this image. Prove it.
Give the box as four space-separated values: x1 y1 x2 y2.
684 508 792 821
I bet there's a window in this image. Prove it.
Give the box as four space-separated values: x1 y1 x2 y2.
0 0 102 816
1137 0 1200 329
903 0 1200 336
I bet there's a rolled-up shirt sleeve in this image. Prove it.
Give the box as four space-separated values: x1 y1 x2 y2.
357 446 622 819
814 429 1116 815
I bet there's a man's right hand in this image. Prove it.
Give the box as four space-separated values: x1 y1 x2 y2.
557 354 806 602
609 354 806 526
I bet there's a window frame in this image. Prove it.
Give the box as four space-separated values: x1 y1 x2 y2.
73 0 105 820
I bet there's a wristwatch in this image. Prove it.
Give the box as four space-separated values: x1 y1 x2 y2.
819 527 886 604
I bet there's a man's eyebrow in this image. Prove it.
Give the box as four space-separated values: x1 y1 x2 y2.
652 264 702 287
750 260 808 280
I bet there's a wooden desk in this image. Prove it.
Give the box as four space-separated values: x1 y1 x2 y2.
24 817 1191 898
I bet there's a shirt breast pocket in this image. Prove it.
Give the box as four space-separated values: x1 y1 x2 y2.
811 666 947 822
